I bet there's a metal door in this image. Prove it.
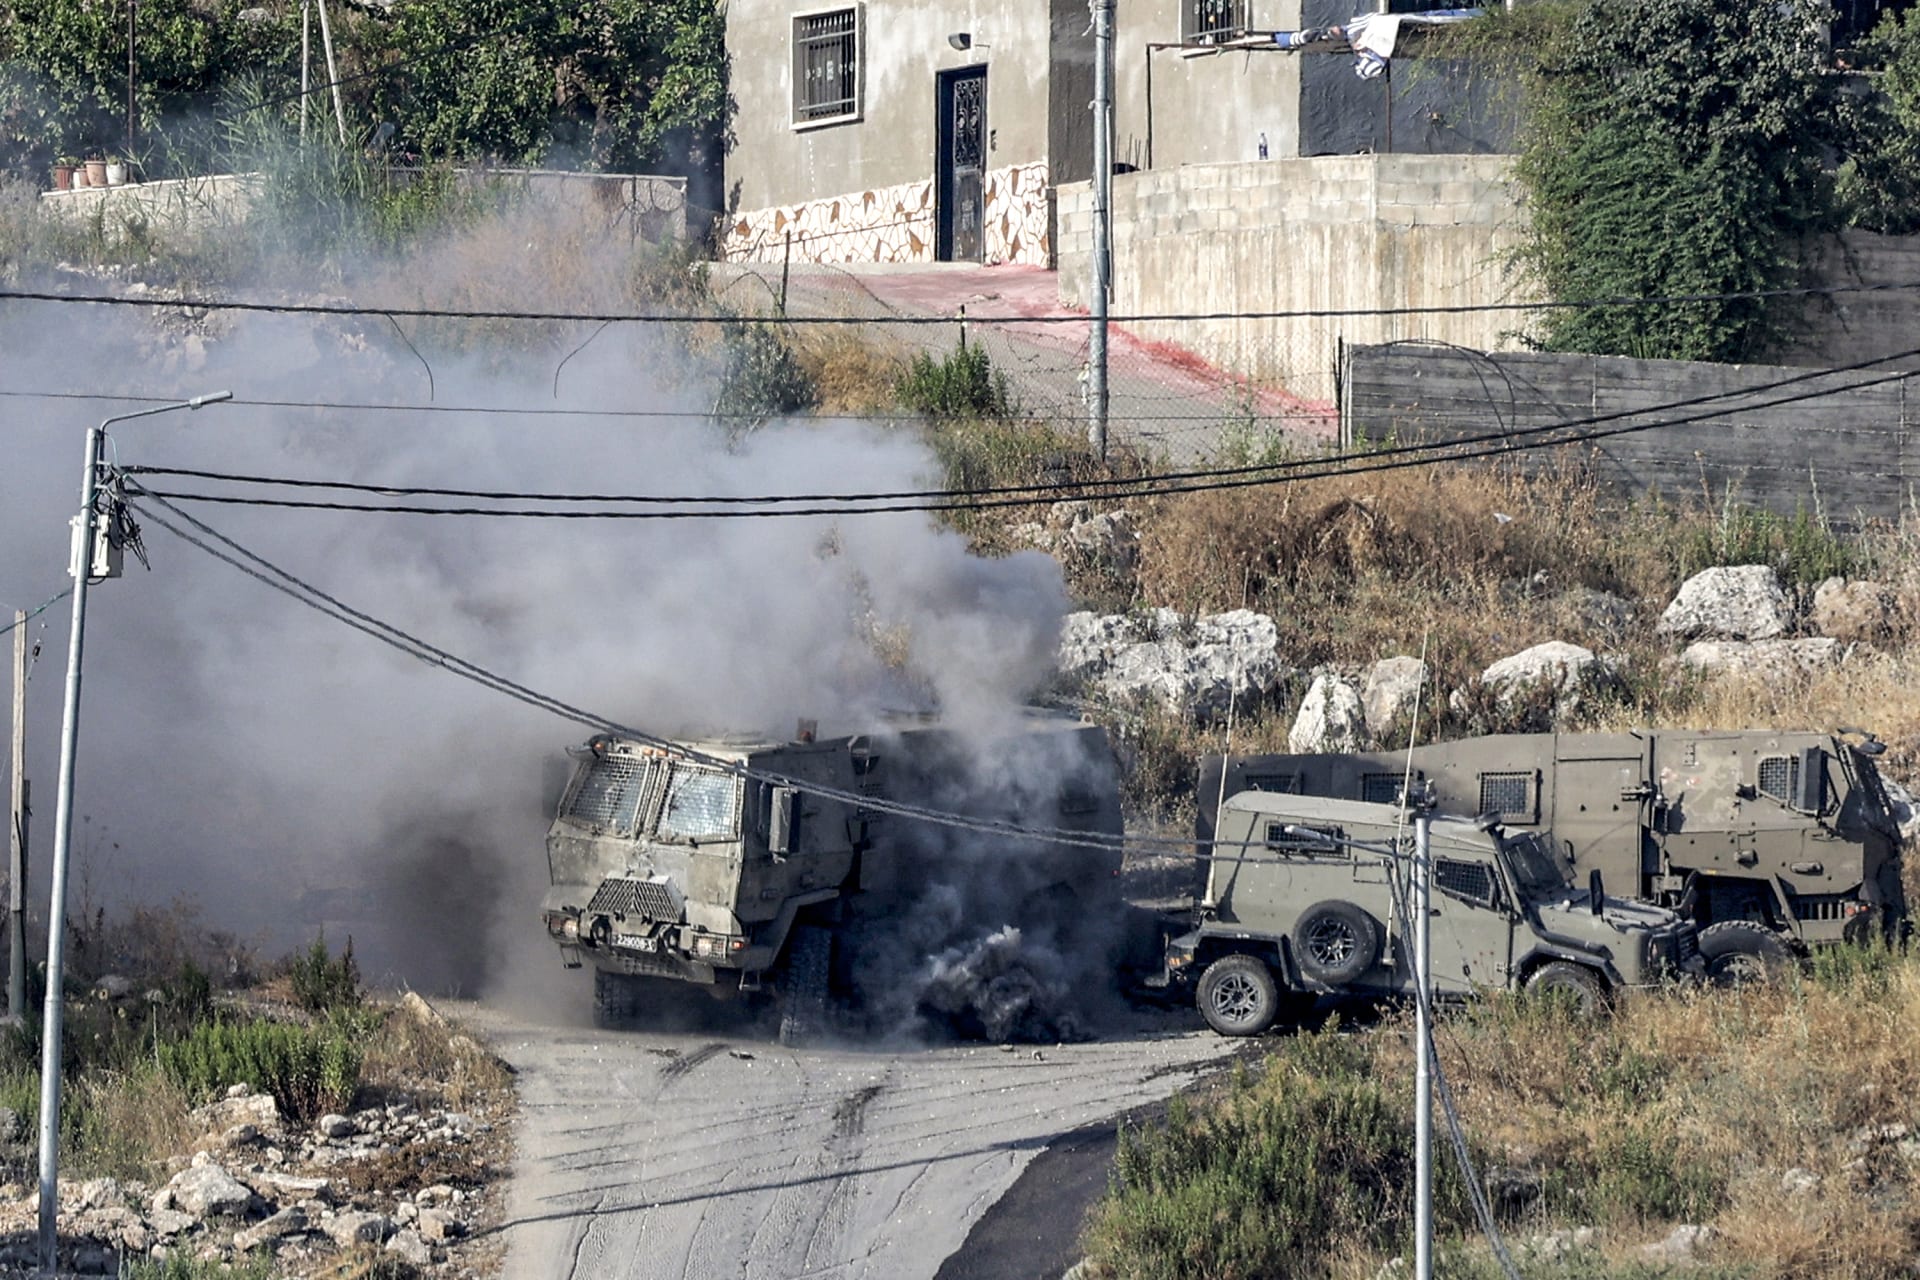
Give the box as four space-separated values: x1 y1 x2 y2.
936 68 986 262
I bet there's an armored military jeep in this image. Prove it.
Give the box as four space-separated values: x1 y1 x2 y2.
1165 793 1702 1036
1200 730 1906 983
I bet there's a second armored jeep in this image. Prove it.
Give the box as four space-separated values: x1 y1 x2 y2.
1164 793 1703 1036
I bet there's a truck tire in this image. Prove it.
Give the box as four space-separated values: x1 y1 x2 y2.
1197 954 1282 1036
593 969 642 1029
1294 901 1382 986
777 924 832 1047
1698 920 1796 987
1524 961 1607 1016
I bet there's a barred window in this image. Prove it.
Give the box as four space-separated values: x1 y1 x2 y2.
793 8 860 124
1244 772 1300 794
565 755 659 835
1184 0 1250 42
1264 822 1346 857
1757 755 1798 803
1361 772 1403 805
1478 771 1537 823
659 766 742 841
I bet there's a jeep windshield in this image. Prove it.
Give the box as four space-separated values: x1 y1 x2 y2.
561 750 742 842
1502 831 1573 896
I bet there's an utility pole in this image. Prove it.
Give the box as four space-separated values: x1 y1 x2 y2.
300 0 312 142
1088 0 1113 459
38 392 229 1275
1412 797 1435 1280
315 0 348 148
126 0 137 163
8 610 26 1023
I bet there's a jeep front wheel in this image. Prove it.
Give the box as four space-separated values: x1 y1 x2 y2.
1197 954 1282 1036
1697 920 1796 987
1524 961 1607 1016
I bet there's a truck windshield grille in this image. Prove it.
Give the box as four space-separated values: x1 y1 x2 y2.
659 766 741 841
566 756 658 834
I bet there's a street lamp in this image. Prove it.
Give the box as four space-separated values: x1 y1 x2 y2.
37 390 231 1273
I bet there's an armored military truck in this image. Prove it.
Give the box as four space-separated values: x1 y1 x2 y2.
1165 793 1703 1036
539 712 1124 1038
1199 729 1905 982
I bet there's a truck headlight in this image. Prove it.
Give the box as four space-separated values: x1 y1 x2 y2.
546 912 580 942
692 934 747 959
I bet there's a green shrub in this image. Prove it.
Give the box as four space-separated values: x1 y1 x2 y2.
895 342 1016 420
158 1018 360 1124
711 320 819 428
1083 1026 1474 1280
288 933 361 1015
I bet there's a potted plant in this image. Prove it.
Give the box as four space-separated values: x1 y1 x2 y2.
84 156 106 187
104 157 126 186
52 157 76 190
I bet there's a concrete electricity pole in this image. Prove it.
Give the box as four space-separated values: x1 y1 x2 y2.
1088 0 1114 459
38 392 230 1274
8 610 26 1022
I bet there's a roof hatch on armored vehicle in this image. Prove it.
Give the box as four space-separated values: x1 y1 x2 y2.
1478 771 1539 823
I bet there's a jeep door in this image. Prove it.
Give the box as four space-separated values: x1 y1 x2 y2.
1425 852 1514 995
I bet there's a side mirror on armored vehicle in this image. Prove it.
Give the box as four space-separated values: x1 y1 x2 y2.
1589 868 1604 916
769 785 798 857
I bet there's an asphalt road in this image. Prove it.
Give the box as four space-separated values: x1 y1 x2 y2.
466 997 1232 1280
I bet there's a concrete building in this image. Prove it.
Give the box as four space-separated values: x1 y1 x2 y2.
721 0 1092 266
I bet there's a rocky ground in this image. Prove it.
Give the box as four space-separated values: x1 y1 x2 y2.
0 995 513 1279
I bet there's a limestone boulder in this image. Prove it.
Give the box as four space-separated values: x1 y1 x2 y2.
1677 638 1842 682
1058 608 1286 721
1812 577 1899 644
1361 656 1428 738
166 1162 254 1219
1289 674 1366 753
1657 565 1791 641
1481 642 1614 718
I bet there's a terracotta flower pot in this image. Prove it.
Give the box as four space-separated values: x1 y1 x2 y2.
52 165 74 191
84 159 106 187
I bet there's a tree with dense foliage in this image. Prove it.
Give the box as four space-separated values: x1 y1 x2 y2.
0 0 728 186
1468 0 1920 362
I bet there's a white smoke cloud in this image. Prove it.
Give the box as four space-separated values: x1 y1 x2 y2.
0 273 1075 1004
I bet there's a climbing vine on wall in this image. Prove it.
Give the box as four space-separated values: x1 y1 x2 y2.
1434 0 1920 363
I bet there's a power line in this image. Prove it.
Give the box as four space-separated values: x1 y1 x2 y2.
0 590 72 639
114 341 1920 511
0 387 1324 426
119 360 1920 520
6 280 1920 327
123 491 1191 855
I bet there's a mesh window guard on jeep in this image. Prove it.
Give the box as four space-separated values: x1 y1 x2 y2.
1434 858 1496 905
1264 822 1346 857
1360 772 1403 805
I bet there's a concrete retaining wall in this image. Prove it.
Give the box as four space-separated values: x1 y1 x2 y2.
1056 153 1533 404
1344 344 1919 522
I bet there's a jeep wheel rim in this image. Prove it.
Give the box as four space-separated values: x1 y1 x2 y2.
1306 921 1355 966
1710 953 1768 987
1211 972 1260 1023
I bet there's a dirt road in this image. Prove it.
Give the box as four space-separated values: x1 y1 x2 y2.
470 1003 1230 1280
